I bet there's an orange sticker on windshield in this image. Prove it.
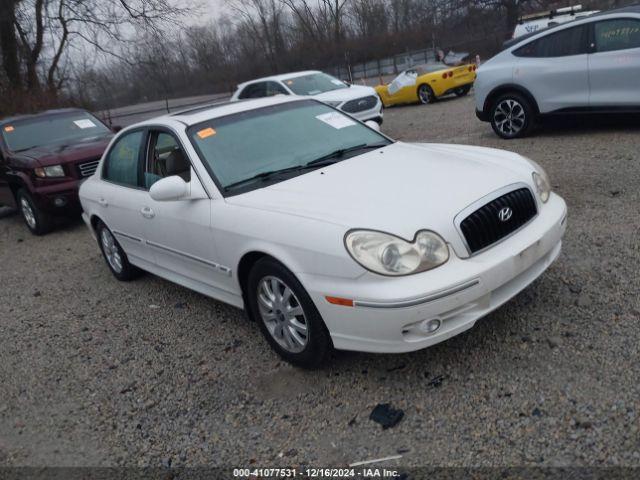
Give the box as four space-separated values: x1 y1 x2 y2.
4 126 14 132
286 80 293 85
197 127 216 139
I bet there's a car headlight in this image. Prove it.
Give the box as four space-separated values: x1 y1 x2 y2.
523 157 551 203
34 165 65 178
532 171 550 203
345 229 449 276
324 100 342 108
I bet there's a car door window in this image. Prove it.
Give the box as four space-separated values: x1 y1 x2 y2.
102 131 143 187
514 25 589 57
595 19 640 52
239 82 267 99
265 81 289 96
144 131 191 189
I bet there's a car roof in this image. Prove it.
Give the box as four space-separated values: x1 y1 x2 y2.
591 4 640 16
135 96 308 129
503 4 640 50
237 70 322 87
0 108 87 126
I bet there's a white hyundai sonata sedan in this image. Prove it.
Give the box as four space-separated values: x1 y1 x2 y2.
80 96 567 367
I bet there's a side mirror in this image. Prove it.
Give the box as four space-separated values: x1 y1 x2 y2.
149 175 189 202
112 125 123 133
365 120 381 132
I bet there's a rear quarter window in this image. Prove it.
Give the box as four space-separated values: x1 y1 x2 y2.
595 18 640 52
238 83 267 99
514 25 589 57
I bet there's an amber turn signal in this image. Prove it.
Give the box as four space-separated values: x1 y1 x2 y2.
325 296 354 307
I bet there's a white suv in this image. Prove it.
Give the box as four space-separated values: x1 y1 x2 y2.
231 70 383 124
475 6 640 139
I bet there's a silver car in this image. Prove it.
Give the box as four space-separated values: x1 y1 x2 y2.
475 5 640 139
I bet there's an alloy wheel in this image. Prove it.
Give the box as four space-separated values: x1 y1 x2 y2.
20 197 37 230
256 276 309 353
100 228 123 274
493 99 526 137
418 85 433 104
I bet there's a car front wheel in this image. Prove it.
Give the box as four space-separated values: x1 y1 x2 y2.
96 220 141 281
490 93 535 139
247 257 332 368
17 189 51 235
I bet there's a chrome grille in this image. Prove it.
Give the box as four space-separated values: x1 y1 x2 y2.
459 188 537 254
78 159 100 177
341 95 378 113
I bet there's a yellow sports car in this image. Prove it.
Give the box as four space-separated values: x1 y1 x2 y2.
375 63 477 107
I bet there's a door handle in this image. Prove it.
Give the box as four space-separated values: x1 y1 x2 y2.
140 206 155 219
98 198 108 207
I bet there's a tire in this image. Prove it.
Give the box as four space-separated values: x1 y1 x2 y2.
454 85 471 97
417 84 435 104
247 257 332 368
95 220 142 281
17 189 51 235
490 92 536 139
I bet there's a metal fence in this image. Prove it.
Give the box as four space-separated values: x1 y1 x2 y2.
327 48 438 82
95 48 442 128
96 92 231 128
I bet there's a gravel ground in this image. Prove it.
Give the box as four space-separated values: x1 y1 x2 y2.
1 94 639 469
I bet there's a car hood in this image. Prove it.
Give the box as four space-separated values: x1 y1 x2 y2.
14 134 112 167
226 142 535 243
313 84 378 102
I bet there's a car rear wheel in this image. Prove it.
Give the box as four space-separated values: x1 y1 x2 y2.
454 85 471 97
247 257 332 368
96 220 141 281
417 84 435 104
490 93 535 139
17 189 51 235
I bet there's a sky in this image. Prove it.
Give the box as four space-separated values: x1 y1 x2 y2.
193 0 231 24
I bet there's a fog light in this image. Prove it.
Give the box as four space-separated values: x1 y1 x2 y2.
53 197 67 207
421 318 441 334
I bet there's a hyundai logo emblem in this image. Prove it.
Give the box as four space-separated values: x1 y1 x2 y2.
498 207 513 222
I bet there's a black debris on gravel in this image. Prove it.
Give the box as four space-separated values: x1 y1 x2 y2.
369 403 404 429
427 374 447 388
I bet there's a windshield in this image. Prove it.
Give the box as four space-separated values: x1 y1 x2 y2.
282 73 348 95
188 100 390 195
406 64 451 76
1 112 111 152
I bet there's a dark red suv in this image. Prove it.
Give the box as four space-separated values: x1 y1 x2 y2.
0 108 115 234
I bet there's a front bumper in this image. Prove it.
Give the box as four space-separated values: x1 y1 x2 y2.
32 178 83 216
476 108 490 122
301 193 567 353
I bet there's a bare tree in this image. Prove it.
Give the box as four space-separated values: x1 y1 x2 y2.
0 0 22 90
4 0 193 96
228 0 288 71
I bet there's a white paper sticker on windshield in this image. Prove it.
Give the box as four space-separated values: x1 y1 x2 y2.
74 119 97 129
316 112 356 129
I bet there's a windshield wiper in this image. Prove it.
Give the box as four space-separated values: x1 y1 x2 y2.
13 146 40 153
306 142 388 166
223 165 309 191
223 142 389 192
